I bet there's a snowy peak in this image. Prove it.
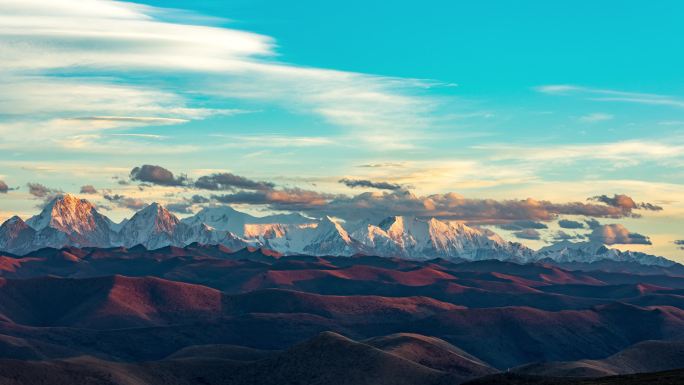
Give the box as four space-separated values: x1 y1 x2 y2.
0 216 36 255
28 194 102 233
181 206 252 234
1 215 27 228
25 194 114 248
137 203 179 234
118 203 180 249
534 241 675 267
301 216 362 256
181 206 317 235
317 216 352 243
378 215 403 232
357 216 532 261
0 216 31 235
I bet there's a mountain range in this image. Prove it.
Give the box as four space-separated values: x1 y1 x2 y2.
0 194 677 269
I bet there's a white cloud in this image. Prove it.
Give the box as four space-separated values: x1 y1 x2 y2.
211 134 334 148
579 113 613 123
0 78 217 118
536 84 684 109
535 85 582 94
333 159 539 195
0 0 440 152
478 139 684 164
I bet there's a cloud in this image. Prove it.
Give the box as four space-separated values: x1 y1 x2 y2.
0 80 225 153
553 230 585 241
211 188 336 209
536 85 684 109
498 220 548 231
513 229 541 240
211 135 333 148
208 186 646 222
130 165 187 186
80 185 98 194
558 219 585 229
675 240 684 250
0 181 8 194
589 194 663 212
166 202 193 214
103 193 147 211
585 218 602 229
638 202 665 211
535 85 581 94
357 162 406 168
191 195 210 204
0 0 439 153
118 167 666 225
194 172 275 191
579 113 613 123
313 191 648 222
66 116 190 125
589 194 638 210
339 178 403 191
480 140 684 165
588 224 651 245
26 183 62 199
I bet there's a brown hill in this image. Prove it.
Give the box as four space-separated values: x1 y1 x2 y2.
364 333 497 380
409 302 684 369
0 275 222 329
514 340 684 377
0 333 459 385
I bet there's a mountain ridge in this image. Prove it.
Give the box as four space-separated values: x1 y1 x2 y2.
0 195 677 268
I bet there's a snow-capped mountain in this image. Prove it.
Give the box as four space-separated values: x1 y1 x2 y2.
117 203 180 249
240 216 366 256
24 194 116 249
181 206 315 234
0 216 37 255
0 195 678 269
353 216 534 261
174 222 248 251
534 240 677 267
301 216 368 256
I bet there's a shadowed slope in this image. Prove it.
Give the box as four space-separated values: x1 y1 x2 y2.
0 333 459 385
463 369 684 385
514 340 684 377
364 333 497 380
409 303 684 369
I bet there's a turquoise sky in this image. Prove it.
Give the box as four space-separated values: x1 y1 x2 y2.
0 0 683 259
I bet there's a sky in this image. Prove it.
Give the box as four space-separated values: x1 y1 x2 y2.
0 0 683 260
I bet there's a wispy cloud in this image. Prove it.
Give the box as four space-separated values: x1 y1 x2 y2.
479 139 684 164
339 178 404 191
109 133 168 139
210 134 334 148
67 116 190 125
536 84 684 109
579 113 613 123
0 0 440 152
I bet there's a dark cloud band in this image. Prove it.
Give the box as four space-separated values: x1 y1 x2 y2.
130 165 187 186
558 219 585 229
195 173 275 191
339 178 403 191
589 194 663 212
